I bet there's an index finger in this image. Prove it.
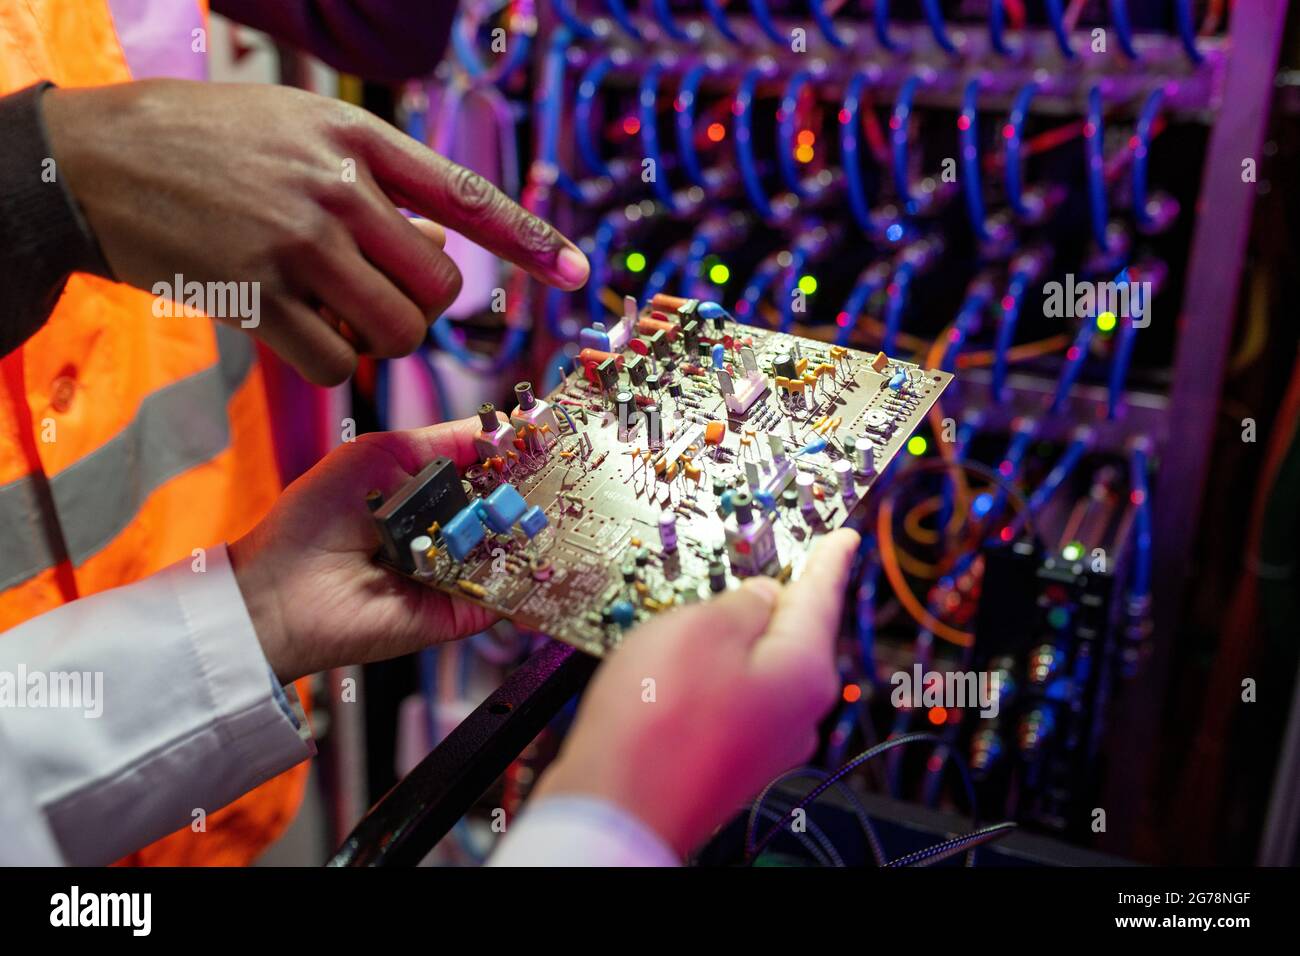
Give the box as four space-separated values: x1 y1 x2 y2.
358 122 590 291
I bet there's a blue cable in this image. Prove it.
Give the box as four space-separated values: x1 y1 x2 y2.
1132 87 1165 232
429 319 529 376
1004 82 1038 218
841 71 879 236
450 6 533 84
603 0 643 39
958 78 989 243
874 0 902 51
575 55 616 178
675 63 712 189
989 0 1018 56
920 0 958 54
836 263 888 346
1106 267 1141 418
645 244 689 303
1025 435 1089 516
1085 84 1111 252
1108 0 1140 60
737 255 783 325
1175 0 1204 65
537 26 585 203
586 218 619 327
653 0 693 41
941 285 990 371
747 0 787 44
882 260 915 354
778 70 814 197
992 267 1030 401
639 62 676 209
1128 442 1152 599
891 75 924 215
1051 315 1098 414
552 0 596 38
703 0 742 43
735 66 774 219
809 0 849 49
1044 0 1076 58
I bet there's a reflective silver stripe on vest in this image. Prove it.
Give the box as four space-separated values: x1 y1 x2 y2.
0 325 254 592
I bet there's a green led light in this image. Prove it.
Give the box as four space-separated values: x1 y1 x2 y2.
1096 311 1117 332
1047 607 1070 630
1062 541 1083 562
797 274 818 295
709 263 731 285
625 252 647 274
907 435 927 456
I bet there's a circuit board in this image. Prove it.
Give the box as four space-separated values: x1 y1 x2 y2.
371 294 951 657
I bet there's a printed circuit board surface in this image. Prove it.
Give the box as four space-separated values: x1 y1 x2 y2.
372 294 951 656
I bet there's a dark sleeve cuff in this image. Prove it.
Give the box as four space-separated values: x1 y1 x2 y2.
0 82 112 358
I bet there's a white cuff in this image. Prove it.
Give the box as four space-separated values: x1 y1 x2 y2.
488 795 680 867
0 543 314 865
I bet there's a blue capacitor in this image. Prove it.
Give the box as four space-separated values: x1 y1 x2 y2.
519 504 549 538
484 483 528 533
888 369 907 390
796 437 827 457
609 599 636 628
443 504 487 562
711 343 726 369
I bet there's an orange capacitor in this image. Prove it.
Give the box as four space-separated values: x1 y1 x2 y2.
628 338 650 355
871 351 889 372
637 316 678 340
578 347 625 369
796 357 809 376
683 460 701 482
489 456 505 473
816 363 836 379
650 293 690 312
704 420 726 445
664 461 678 480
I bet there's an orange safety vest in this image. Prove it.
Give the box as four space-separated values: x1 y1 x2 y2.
0 0 309 865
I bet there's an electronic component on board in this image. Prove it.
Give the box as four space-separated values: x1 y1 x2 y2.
372 456 469 573
369 292 950 657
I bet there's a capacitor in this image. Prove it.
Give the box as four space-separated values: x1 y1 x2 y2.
616 390 635 427
644 404 662 445
711 343 726 369
644 373 661 392
708 561 727 593
854 435 877 477
410 535 435 576
712 477 727 500
658 511 678 553
477 402 498 433
781 488 799 508
514 381 536 411
668 381 683 399
796 471 815 509
773 352 796 379
733 490 754 525
833 459 855 500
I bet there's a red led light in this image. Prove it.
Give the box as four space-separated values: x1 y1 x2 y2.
622 116 641 136
1001 295 1015 312
999 526 1014 542
842 684 862 703
838 108 851 125
1002 123 1015 139
957 115 971 131
706 122 726 143
928 707 947 726
836 311 850 327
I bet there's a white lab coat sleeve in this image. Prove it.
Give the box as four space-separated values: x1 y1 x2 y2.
487 794 680 867
0 543 314 865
